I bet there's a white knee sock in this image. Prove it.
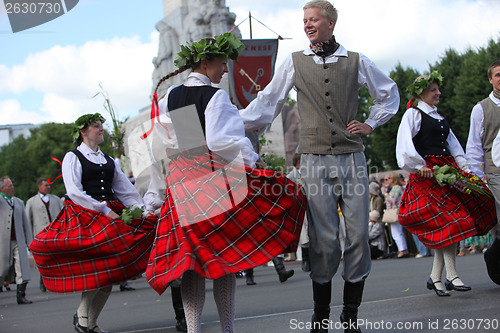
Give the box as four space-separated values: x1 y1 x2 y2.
443 243 465 286
430 247 445 290
213 274 236 333
87 286 112 330
182 271 206 333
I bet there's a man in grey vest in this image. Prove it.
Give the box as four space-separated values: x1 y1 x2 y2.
240 1 399 332
0 176 34 304
466 59 500 286
26 177 64 292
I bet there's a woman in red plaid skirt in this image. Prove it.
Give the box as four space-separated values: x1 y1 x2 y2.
30 113 157 333
396 72 496 297
142 33 305 333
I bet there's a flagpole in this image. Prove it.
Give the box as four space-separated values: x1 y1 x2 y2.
249 11 253 39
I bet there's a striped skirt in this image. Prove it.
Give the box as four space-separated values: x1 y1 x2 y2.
146 151 306 295
30 199 157 293
399 155 496 249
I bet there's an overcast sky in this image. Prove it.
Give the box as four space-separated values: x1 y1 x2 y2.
0 0 499 127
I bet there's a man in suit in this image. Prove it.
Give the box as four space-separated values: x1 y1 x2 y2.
26 177 64 292
0 176 34 304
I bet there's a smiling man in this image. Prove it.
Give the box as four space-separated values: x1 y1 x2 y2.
240 1 399 332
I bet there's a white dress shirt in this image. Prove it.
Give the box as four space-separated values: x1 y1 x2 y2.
239 44 400 131
62 143 144 215
466 92 500 177
39 193 49 203
396 101 468 173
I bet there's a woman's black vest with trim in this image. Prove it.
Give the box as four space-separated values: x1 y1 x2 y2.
412 107 450 156
167 85 219 136
71 149 115 201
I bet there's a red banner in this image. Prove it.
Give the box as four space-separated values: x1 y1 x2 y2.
228 39 278 109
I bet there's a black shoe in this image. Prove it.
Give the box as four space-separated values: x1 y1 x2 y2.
426 278 450 297
310 312 329 333
88 326 110 333
484 240 500 285
16 296 33 304
340 311 362 333
245 269 256 285
40 276 47 292
445 277 471 291
176 317 187 332
278 269 295 283
73 312 89 333
119 284 135 292
246 275 256 285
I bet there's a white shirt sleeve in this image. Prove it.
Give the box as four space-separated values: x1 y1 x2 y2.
110 158 145 209
466 103 485 177
447 129 468 171
493 130 500 167
205 89 259 167
357 53 400 130
396 108 427 173
239 54 295 131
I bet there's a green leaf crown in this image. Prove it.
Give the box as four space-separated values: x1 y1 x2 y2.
406 71 444 100
174 32 245 68
71 113 106 143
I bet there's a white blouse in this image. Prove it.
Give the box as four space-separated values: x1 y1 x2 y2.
62 143 144 215
396 101 468 173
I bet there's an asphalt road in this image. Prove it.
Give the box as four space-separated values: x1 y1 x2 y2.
1 252 499 333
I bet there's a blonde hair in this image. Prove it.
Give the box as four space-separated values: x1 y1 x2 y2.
303 0 338 28
388 172 403 187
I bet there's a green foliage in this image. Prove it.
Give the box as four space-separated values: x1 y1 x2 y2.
259 153 286 173
406 71 443 99
120 206 143 225
0 122 114 202
174 32 245 68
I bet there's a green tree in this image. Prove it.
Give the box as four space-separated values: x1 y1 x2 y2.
369 64 420 170
0 122 114 201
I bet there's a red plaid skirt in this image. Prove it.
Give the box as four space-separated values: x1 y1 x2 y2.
30 200 157 293
146 151 306 295
399 155 497 249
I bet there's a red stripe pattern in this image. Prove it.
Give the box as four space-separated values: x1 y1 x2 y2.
399 155 497 249
146 152 306 295
30 200 157 293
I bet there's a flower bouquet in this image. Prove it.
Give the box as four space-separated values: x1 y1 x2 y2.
432 165 493 200
120 206 144 225
258 153 286 173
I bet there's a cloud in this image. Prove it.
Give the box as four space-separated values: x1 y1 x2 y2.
0 32 159 125
227 0 500 74
0 99 46 124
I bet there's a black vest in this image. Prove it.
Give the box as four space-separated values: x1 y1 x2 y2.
71 149 115 201
412 107 450 156
167 85 219 137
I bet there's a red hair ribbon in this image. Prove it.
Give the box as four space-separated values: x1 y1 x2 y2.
141 92 171 140
406 100 415 109
47 157 62 184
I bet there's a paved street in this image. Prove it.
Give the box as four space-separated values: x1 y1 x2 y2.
1 252 499 332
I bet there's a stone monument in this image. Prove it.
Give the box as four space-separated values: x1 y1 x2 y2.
151 0 240 97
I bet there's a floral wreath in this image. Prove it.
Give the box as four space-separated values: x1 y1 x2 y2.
173 32 245 68
406 71 443 100
71 113 106 143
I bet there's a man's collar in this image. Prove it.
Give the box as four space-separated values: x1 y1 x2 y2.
303 43 348 57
